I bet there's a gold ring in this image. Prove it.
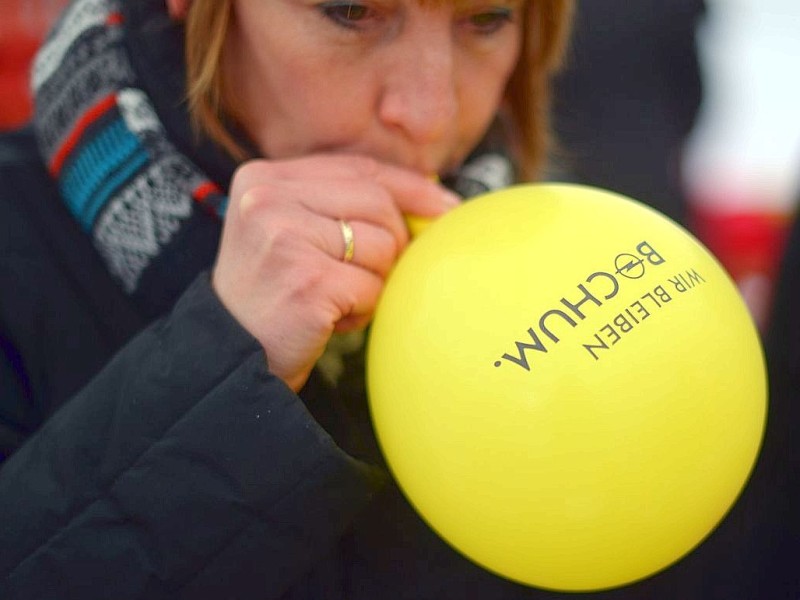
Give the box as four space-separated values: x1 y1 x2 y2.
339 219 355 263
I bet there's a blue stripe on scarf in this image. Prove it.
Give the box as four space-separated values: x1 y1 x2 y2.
61 118 148 230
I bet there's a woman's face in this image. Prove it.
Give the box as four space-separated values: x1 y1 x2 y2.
223 0 524 176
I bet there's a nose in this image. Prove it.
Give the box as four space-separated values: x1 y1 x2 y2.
377 29 458 145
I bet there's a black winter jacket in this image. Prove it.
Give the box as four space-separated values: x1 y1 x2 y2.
2 126 799 600
0 127 384 598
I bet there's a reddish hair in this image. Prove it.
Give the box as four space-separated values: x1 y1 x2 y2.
184 0 574 178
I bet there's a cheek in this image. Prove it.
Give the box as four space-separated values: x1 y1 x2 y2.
459 33 521 107
296 57 381 123
459 57 516 128
263 64 379 155
295 69 370 122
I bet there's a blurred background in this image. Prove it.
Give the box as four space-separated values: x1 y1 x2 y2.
550 0 800 332
0 0 68 130
2 0 800 329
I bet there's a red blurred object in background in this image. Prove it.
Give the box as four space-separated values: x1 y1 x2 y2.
689 202 793 331
0 0 69 129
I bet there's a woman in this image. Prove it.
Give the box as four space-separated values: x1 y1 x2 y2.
0 0 576 597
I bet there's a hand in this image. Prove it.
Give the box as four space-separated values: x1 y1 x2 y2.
212 154 460 391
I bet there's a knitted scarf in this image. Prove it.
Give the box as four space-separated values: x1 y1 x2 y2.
32 0 516 324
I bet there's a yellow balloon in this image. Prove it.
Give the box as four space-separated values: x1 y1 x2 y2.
368 183 767 592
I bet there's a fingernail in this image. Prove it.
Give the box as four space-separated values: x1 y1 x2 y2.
441 189 462 206
426 174 460 206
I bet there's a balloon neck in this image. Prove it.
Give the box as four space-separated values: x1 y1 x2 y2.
405 174 444 238
405 214 435 238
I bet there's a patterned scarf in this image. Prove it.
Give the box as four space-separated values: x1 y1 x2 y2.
32 0 230 317
31 0 517 340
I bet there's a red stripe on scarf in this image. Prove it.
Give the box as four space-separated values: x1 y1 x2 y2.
106 12 124 26
50 93 117 176
193 181 222 203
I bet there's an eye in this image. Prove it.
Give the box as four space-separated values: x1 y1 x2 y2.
318 1 373 29
467 7 514 35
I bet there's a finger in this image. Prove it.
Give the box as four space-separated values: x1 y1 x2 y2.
335 313 372 333
370 163 461 218
262 204 398 279
331 219 398 278
229 174 406 251
280 174 459 250
281 179 411 249
321 259 385 326
229 187 400 281
234 155 460 218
